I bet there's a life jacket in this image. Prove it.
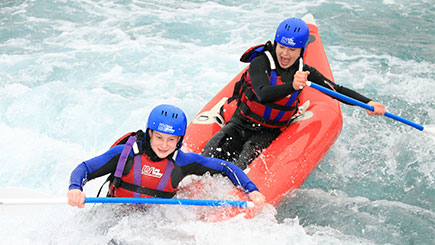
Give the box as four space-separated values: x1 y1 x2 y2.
225 41 301 128
104 130 177 198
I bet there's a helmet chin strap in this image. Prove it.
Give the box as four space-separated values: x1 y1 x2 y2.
171 149 179 161
176 136 183 149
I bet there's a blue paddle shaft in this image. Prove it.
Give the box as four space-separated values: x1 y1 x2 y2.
84 197 249 208
307 82 424 131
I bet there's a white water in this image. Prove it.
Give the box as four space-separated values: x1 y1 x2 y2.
1 0 434 244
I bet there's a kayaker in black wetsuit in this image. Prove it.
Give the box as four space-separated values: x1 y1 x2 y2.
202 17 386 169
67 104 265 210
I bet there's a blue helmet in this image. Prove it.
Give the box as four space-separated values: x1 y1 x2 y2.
146 104 187 136
274 18 309 53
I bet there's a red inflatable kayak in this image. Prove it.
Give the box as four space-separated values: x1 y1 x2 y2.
181 14 343 220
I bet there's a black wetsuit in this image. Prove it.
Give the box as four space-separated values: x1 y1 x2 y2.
202 50 372 169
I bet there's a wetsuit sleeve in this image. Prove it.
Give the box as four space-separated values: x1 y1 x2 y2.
175 151 259 193
68 145 126 191
305 65 372 104
248 55 294 103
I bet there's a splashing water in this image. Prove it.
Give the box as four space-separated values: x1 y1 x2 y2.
1 0 434 244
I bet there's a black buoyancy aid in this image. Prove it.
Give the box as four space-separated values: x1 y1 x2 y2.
108 130 177 198
231 41 301 128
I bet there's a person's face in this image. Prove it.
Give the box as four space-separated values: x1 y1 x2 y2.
148 130 180 158
275 44 302 69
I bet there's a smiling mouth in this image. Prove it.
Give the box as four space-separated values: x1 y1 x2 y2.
156 149 169 157
280 57 290 65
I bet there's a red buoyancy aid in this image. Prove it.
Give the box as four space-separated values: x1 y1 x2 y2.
228 41 301 128
108 131 177 198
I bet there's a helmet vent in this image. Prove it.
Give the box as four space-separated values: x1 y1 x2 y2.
283 24 301 33
284 24 291 31
159 110 179 118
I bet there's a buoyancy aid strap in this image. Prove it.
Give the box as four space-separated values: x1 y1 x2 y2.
241 83 256 101
263 69 278 119
118 181 176 198
133 154 142 198
156 159 174 191
114 135 137 179
238 103 293 127
96 177 111 197
263 106 272 119
248 46 264 62
264 51 276 70
269 70 277 86
242 86 299 112
274 91 301 121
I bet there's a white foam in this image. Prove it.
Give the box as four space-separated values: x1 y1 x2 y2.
1 0 434 244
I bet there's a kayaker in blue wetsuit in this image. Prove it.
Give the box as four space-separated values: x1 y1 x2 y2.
202 17 386 169
68 104 265 210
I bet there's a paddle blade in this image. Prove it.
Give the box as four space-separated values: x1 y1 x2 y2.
0 198 67 205
423 125 435 138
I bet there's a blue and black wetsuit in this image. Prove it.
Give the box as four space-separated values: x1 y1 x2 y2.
69 135 258 197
